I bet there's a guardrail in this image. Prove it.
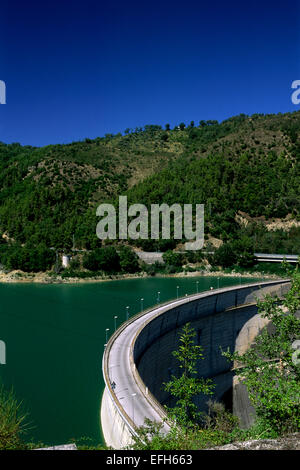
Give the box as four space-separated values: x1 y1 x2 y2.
254 253 299 263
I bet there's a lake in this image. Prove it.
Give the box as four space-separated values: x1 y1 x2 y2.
0 275 261 447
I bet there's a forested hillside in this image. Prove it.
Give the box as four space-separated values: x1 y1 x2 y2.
126 113 300 258
0 111 299 272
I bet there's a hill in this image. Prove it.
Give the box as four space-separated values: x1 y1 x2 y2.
0 111 299 272
125 113 300 257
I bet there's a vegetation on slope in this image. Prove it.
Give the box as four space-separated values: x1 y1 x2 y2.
126 113 300 256
0 111 299 272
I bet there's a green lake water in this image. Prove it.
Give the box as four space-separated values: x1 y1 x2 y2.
0 276 262 447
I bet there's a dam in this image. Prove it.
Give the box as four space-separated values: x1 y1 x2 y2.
101 279 290 449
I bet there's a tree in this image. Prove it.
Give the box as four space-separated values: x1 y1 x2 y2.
83 246 120 273
164 323 215 431
1 242 55 272
223 272 300 434
231 237 255 268
119 246 140 273
82 250 99 271
211 243 238 268
211 238 255 269
162 250 183 268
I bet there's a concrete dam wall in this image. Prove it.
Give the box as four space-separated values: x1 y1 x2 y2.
101 280 290 449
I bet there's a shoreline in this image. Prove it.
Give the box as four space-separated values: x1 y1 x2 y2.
0 268 285 284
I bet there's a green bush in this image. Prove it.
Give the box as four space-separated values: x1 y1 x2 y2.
0 242 55 272
69 257 80 270
162 250 183 267
119 246 140 273
0 385 28 450
211 238 255 269
223 272 300 434
83 246 120 273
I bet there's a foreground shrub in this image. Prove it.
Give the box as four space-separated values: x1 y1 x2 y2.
0 385 28 450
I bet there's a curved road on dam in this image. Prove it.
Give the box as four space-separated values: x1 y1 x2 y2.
102 279 289 444
103 298 176 435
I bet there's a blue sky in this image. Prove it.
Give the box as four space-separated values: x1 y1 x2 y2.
1 0 300 146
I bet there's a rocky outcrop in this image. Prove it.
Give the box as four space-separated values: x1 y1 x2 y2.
210 434 300 450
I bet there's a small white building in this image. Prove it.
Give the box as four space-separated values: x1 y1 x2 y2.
62 254 71 268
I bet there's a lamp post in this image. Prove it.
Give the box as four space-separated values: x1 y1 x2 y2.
114 315 118 332
119 392 137 422
140 298 144 312
176 286 179 299
157 291 160 303
105 328 110 343
109 364 120 384
126 306 129 321
196 281 199 294
217 277 220 289
131 393 137 422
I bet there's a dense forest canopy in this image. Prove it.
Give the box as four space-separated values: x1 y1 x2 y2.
0 111 299 271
